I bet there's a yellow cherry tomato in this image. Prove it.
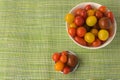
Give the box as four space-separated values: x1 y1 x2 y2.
98 29 109 41
65 13 74 24
86 16 97 27
84 32 95 43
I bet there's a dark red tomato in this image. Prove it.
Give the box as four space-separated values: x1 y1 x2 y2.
92 38 101 47
77 27 87 37
95 10 103 19
80 9 87 19
98 6 107 13
63 66 71 74
68 27 76 37
85 4 92 11
74 36 87 46
74 16 84 26
107 11 114 23
75 8 83 16
52 53 61 62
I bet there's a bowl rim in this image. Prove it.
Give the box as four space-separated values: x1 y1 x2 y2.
66 2 117 49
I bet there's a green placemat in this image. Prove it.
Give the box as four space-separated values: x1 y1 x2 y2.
0 0 120 80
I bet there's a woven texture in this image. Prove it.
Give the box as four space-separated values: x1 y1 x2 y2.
0 0 120 80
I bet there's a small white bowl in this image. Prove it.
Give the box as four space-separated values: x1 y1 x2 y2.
66 2 117 49
60 51 80 74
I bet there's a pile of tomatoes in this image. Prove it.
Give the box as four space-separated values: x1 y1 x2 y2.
65 4 115 47
52 51 78 74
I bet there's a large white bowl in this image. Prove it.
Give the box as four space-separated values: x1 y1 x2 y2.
66 2 117 49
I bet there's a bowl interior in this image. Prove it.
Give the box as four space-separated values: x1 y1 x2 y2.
66 2 117 49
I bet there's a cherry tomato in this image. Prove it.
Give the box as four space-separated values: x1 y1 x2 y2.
99 6 107 13
80 9 87 19
75 8 83 16
92 38 102 47
55 61 64 71
86 16 97 27
68 27 76 37
52 53 61 62
87 9 95 16
77 27 87 37
69 23 77 28
90 28 98 36
63 66 71 74
98 29 109 41
107 11 114 23
108 25 114 37
85 4 92 11
74 16 84 26
95 10 103 19
61 51 68 56
65 13 74 24
74 36 87 46
60 55 67 63
84 32 95 43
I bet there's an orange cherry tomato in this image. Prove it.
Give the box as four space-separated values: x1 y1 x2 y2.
52 53 61 62
90 28 98 36
55 61 64 71
60 55 67 63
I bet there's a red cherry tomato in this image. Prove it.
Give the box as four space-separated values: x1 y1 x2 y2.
80 9 87 19
61 51 68 56
74 16 84 26
74 36 87 46
68 27 76 37
85 4 92 11
63 66 71 74
99 6 107 13
107 11 114 23
52 53 61 62
95 10 103 19
77 27 87 37
92 38 102 47
75 8 83 16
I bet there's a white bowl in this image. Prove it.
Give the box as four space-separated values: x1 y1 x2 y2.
60 51 79 74
66 2 117 49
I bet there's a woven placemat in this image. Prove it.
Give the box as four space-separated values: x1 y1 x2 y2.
0 0 120 80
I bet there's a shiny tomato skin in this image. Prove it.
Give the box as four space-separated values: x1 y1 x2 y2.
74 16 84 26
68 27 76 37
75 8 83 16
107 11 114 23
63 66 71 74
92 38 102 47
85 4 92 11
99 6 107 13
74 36 87 46
95 10 103 19
77 27 87 37
52 53 61 62
80 9 87 19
